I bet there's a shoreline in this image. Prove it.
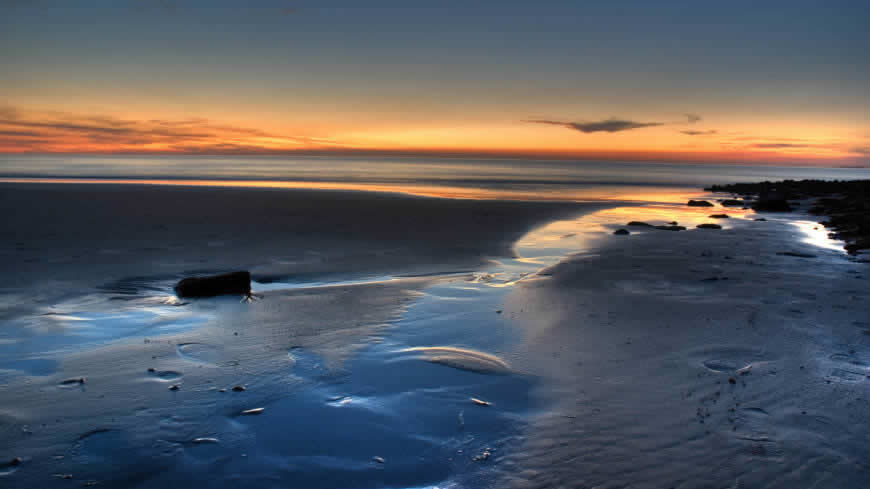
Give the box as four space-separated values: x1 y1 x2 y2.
1 181 868 488
0 182 607 304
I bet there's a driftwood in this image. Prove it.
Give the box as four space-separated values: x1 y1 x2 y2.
175 271 251 298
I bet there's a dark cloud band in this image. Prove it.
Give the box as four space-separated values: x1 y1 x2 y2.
526 118 664 134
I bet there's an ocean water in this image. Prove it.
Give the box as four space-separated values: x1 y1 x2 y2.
2 154 869 202
1 155 869 488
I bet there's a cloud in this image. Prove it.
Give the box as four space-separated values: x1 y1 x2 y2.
685 113 702 124
752 143 812 148
0 129 44 137
527 118 664 134
0 105 343 153
680 130 717 136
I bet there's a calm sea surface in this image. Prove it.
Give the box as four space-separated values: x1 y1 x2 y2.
1 155 868 201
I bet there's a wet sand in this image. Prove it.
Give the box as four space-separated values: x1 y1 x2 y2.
0 183 606 488
1 183 868 488
0 183 594 312
498 206 870 488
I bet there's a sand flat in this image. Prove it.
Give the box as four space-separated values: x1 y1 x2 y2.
1 183 868 488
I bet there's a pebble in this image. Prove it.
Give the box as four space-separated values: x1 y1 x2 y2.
372 456 385 464
473 448 492 461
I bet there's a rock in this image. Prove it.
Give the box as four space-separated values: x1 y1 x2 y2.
753 198 792 212
709 214 730 219
169 384 180 391
697 223 722 229
175 271 251 298
9 457 23 466
688 200 714 207
754 218 767 221
846 239 870 254
667 221 678 225
232 385 246 392
728 377 736 384
654 225 686 231
719 199 745 207
613 229 630 235
147 368 156 373
627 221 653 227
372 456 385 464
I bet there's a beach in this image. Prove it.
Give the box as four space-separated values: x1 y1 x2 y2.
0 179 869 488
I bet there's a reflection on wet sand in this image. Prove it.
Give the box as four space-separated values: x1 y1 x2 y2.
0 177 699 203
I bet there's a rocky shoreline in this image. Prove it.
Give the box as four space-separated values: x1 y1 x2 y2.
706 179 870 254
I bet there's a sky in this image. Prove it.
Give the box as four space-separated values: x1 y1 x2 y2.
1 0 868 165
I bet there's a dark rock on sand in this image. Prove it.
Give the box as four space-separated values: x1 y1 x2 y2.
697 224 722 230
709 179 870 254
613 229 630 235
754 218 767 221
175 271 251 298
627 221 653 227
719 199 745 207
752 197 792 212
687 200 714 207
709 214 730 219
655 225 687 231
